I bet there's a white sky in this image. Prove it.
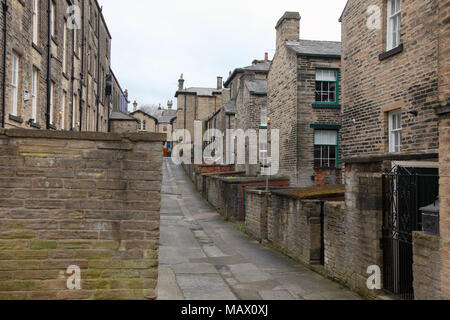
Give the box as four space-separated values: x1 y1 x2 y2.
99 0 348 110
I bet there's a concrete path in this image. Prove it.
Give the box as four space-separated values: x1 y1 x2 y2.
157 159 362 300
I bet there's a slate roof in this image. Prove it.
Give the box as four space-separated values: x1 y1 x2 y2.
110 111 138 121
286 40 341 57
223 100 236 115
224 60 271 87
245 80 268 95
130 109 177 124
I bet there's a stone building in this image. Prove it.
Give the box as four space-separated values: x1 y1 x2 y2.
205 88 236 162
174 74 223 146
131 101 177 150
0 0 124 133
222 56 270 175
267 12 342 187
338 0 446 299
108 71 137 134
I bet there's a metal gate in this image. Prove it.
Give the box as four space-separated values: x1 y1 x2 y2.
382 166 439 300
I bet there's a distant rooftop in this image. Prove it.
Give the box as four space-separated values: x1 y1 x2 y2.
223 100 236 115
176 87 222 97
224 60 271 87
286 40 341 57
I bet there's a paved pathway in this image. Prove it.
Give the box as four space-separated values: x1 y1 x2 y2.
157 159 361 300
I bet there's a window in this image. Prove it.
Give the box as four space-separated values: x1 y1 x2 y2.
49 82 55 125
32 0 39 44
32 68 38 122
63 20 67 73
137 120 141 130
314 130 338 168
10 53 19 116
163 125 167 132
143 120 147 131
73 93 78 129
61 91 66 130
51 1 56 38
260 104 267 127
387 0 401 51
389 110 402 153
315 70 337 103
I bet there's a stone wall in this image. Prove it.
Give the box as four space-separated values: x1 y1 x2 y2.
267 195 322 265
341 0 440 159
0 129 165 300
413 232 441 300
245 190 270 242
440 114 450 299
1 0 112 132
323 201 348 286
341 162 384 299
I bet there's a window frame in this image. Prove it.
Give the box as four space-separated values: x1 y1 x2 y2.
388 109 402 153
32 68 38 122
314 69 339 106
313 130 339 169
49 81 55 125
10 53 20 117
61 90 67 130
63 20 68 74
50 1 56 38
32 0 39 45
386 0 401 51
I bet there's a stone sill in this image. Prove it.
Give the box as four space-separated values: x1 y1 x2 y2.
312 103 342 109
0 128 167 143
379 44 404 61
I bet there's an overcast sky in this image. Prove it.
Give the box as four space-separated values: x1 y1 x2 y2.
99 0 348 110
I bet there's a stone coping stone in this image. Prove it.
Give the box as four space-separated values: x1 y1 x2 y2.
219 175 290 184
246 186 288 195
412 231 440 242
0 128 167 142
201 171 246 178
271 185 345 200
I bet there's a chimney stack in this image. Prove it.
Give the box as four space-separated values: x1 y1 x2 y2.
133 101 138 112
265 52 269 61
168 100 173 110
275 12 300 49
178 74 185 91
158 104 163 117
217 76 223 90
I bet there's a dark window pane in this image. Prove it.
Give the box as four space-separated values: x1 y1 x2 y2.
329 92 336 102
322 93 329 102
329 146 336 159
323 82 329 91
316 91 321 102
314 146 321 159
330 160 336 168
316 82 321 91
329 82 336 91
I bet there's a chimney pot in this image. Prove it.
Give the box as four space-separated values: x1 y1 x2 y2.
133 101 138 112
178 74 185 91
265 52 269 61
217 76 223 90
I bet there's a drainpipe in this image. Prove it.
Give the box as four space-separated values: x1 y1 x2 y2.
1 0 8 128
78 0 85 131
45 0 52 130
70 7 75 131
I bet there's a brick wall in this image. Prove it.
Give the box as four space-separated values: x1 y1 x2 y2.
0 129 165 300
413 232 441 300
341 0 440 159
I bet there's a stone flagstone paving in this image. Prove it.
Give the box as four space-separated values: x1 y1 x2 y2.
157 158 362 300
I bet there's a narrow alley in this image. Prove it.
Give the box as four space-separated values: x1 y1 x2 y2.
157 159 361 300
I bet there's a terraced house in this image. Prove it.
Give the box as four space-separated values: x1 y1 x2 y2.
223 55 270 175
338 0 448 300
0 0 127 132
268 12 342 187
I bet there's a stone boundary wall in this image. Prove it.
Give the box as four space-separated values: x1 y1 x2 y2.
413 232 441 300
0 129 165 300
267 195 322 265
245 191 270 242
